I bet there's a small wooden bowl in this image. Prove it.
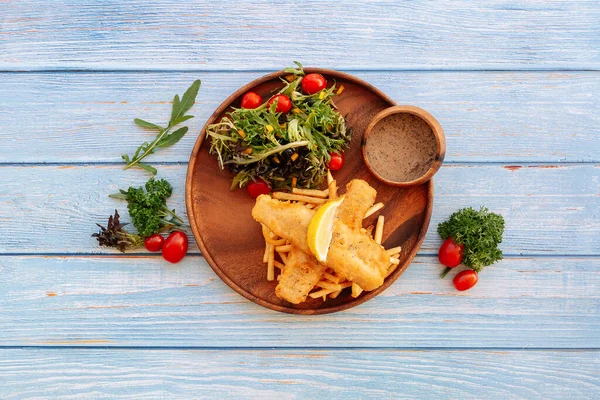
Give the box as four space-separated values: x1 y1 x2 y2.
362 105 446 187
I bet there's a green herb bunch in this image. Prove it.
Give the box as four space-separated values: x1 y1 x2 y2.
123 80 201 175
438 207 505 275
109 178 183 238
206 62 351 190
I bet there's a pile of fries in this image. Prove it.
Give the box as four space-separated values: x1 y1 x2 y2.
261 171 402 302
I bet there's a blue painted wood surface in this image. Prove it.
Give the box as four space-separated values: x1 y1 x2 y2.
0 0 598 398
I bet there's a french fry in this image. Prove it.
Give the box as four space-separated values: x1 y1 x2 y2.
386 263 399 278
328 180 337 200
316 280 342 291
329 290 342 299
305 203 316 209
375 215 384 244
309 288 335 298
386 246 402 256
327 169 334 185
267 244 275 281
263 242 272 263
292 187 329 198
273 260 285 270
275 244 292 252
365 225 374 237
323 272 339 284
364 202 384 219
351 283 364 298
389 257 400 265
273 192 326 204
389 252 400 260
278 251 288 264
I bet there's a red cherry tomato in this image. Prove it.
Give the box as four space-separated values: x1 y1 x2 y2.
144 234 164 252
453 270 478 291
302 73 327 95
247 179 271 198
438 237 464 268
327 152 344 171
267 94 292 113
162 231 188 264
241 91 262 109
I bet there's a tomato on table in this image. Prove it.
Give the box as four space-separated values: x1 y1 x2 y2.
162 231 188 264
302 73 327 95
240 91 262 109
327 152 344 171
438 237 464 268
453 270 478 291
247 179 271 198
144 234 164 252
267 94 292 113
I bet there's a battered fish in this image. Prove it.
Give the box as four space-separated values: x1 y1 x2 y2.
275 246 327 304
252 179 389 292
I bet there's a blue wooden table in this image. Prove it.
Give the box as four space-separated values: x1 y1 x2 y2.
1 1 599 398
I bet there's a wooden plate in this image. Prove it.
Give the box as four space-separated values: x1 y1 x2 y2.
186 69 434 314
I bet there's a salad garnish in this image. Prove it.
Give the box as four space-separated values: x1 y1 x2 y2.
207 62 351 191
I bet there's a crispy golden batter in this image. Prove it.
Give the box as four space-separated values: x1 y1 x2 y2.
252 195 315 254
275 246 327 304
252 179 389 293
326 180 389 290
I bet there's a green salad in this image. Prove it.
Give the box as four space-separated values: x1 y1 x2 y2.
207 62 351 190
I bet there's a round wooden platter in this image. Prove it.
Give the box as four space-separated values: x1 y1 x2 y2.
186 68 434 315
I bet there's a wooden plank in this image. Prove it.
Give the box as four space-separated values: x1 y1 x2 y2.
1 349 599 398
0 255 597 347
0 72 598 163
0 164 597 255
1 1 599 70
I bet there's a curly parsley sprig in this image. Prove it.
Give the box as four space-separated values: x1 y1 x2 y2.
438 207 505 278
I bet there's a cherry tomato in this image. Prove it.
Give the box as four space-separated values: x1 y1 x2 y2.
241 91 262 109
247 179 271 198
453 270 478 291
438 237 464 268
162 231 188 264
302 73 327 95
327 152 344 171
267 94 292 113
144 234 164 252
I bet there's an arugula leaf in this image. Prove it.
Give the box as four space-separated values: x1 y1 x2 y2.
134 118 163 131
123 79 201 174
170 80 201 127
137 162 158 175
157 126 188 148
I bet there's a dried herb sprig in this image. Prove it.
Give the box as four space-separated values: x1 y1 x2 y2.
92 210 144 252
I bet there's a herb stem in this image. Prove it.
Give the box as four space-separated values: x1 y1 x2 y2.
440 267 452 279
124 128 169 170
162 206 184 223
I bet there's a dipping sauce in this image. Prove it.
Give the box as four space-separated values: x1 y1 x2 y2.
364 112 437 183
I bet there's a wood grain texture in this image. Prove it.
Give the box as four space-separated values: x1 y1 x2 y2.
1 349 599 399
1 255 598 347
0 72 598 163
0 164 597 255
186 68 432 314
1 1 599 70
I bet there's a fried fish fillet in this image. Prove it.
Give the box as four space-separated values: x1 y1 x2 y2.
275 246 327 304
252 179 389 292
253 195 315 254
327 180 389 290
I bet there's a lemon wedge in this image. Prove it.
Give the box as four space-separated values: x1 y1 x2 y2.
307 196 345 262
